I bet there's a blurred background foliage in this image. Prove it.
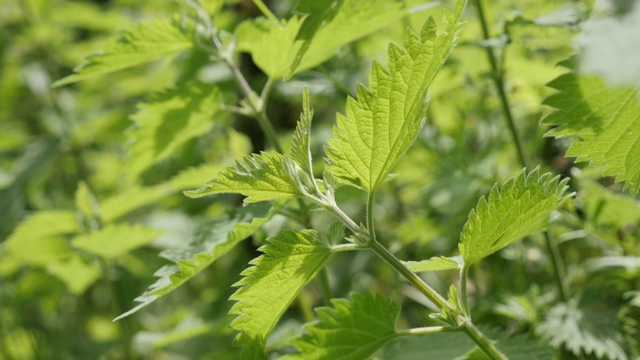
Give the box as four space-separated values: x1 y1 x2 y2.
0 0 638 359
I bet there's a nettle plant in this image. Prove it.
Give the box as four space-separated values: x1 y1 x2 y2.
7 0 640 358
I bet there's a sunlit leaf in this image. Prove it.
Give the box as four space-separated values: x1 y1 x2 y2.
184 152 305 205
5 211 78 266
459 168 570 266
48 255 101 294
54 17 193 86
115 203 280 320
72 224 162 260
290 87 314 177
127 81 223 181
230 230 332 344
543 62 640 194
284 292 399 360
324 4 465 192
235 0 407 79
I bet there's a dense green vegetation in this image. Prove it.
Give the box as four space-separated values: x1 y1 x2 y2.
1 0 639 359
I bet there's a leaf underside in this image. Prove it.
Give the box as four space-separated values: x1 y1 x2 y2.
284 292 400 360
115 203 278 321
54 17 193 86
324 2 465 192
184 152 304 204
543 66 640 194
459 168 570 266
230 230 332 344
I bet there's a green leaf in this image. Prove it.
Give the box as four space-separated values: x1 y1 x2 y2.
184 152 305 205
459 168 570 266
75 181 98 219
5 211 78 266
48 255 101 294
285 292 399 360
72 224 162 260
53 17 193 86
100 186 170 224
100 163 228 224
579 177 640 227
382 332 476 359
230 230 332 343
235 0 408 79
127 81 223 181
404 256 462 273
297 0 407 74
543 66 640 194
7 210 78 243
324 4 466 192
235 16 303 79
287 0 345 77
290 87 314 178
536 303 628 360
115 203 279 321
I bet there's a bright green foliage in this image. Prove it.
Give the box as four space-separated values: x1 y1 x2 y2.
404 256 462 273
290 87 314 178
48 255 101 294
53 17 193 86
235 16 303 80
229 230 332 344
75 182 98 219
288 0 345 77
127 82 223 181
115 203 279 320
536 303 628 360
285 292 399 360
579 177 640 227
100 163 226 223
71 224 162 260
459 169 570 266
235 0 406 79
185 152 305 204
5 211 78 266
100 186 170 224
543 68 640 194
324 1 465 192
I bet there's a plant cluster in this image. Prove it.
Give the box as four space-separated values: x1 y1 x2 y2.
1 0 639 359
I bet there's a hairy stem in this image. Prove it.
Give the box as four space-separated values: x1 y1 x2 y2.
366 192 377 243
460 265 470 317
462 322 509 360
368 240 448 310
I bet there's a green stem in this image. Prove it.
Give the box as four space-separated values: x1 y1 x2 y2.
474 0 570 303
474 0 527 168
460 265 470 317
462 322 509 360
317 269 332 305
545 231 570 302
366 192 377 243
252 0 281 26
368 240 448 310
100 260 133 358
